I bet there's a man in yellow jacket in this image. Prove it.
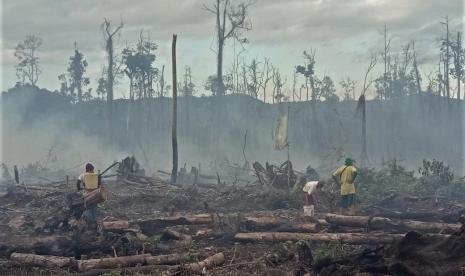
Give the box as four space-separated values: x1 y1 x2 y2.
332 158 358 216
76 163 100 225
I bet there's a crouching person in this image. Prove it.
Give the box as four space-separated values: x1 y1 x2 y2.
302 180 324 218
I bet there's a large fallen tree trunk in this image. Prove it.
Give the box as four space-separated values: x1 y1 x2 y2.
74 253 224 276
325 214 461 234
138 214 319 235
137 214 212 235
10 253 74 268
234 232 407 244
76 254 150 272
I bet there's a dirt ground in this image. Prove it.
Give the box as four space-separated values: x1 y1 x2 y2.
1 172 465 276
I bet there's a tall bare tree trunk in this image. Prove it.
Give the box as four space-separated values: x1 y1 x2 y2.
361 95 368 166
171 34 178 184
216 0 225 96
103 19 123 145
445 16 450 99
413 41 422 93
457 32 462 100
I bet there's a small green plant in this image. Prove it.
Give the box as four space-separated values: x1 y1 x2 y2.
313 241 357 261
145 234 161 244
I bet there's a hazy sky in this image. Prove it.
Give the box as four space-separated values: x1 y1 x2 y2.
1 0 463 99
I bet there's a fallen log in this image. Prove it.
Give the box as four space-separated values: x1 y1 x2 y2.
146 253 196 265
76 254 150 272
137 214 212 235
181 252 225 274
234 232 406 244
273 223 320 233
325 214 461 233
74 253 223 276
102 220 130 231
244 216 283 228
10 253 73 268
244 216 319 232
0 235 73 257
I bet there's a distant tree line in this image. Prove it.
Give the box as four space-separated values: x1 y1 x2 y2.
11 2 464 105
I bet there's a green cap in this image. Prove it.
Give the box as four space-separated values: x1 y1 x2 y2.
345 158 354 166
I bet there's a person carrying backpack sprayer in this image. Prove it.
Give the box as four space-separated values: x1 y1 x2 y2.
332 158 358 216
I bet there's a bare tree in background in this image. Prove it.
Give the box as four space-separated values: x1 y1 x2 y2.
340 77 357 101
14 35 42 87
272 68 286 103
412 41 422 94
451 32 464 100
260 58 273 102
296 50 316 101
247 58 261 98
381 24 392 100
204 0 253 96
67 42 90 103
440 16 451 99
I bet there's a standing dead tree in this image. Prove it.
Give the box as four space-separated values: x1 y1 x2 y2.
357 55 377 167
412 41 422 94
103 18 123 143
260 58 273 102
171 34 178 184
103 18 123 104
440 16 451 99
204 0 253 96
451 31 463 100
381 24 392 100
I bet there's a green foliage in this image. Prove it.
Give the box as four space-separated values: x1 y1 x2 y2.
67 46 90 102
416 159 455 196
122 35 158 99
145 234 161 244
313 241 356 261
356 159 417 200
14 35 42 86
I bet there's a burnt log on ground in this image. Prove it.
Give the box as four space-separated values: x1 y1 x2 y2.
9 253 74 268
73 252 225 276
138 214 319 235
137 214 212 235
102 220 130 231
243 217 319 232
371 205 460 222
76 254 150 272
234 232 409 244
0 235 73 258
325 214 461 233
145 253 199 265
315 227 465 275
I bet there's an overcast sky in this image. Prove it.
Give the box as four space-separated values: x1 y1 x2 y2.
1 0 463 99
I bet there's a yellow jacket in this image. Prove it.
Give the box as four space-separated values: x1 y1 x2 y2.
332 165 357 195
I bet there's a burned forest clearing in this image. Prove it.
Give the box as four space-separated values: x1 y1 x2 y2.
2 0 465 275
